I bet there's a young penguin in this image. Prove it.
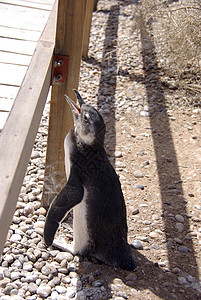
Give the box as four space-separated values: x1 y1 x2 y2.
44 90 136 271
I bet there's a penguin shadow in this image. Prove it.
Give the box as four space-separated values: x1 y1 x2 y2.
76 249 197 300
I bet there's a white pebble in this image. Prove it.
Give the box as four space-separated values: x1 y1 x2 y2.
55 252 74 262
55 285 67 294
37 284 51 297
10 234 22 242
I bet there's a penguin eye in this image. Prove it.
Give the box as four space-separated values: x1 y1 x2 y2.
83 113 89 123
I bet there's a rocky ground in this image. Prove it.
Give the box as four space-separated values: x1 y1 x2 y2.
0 0 201 299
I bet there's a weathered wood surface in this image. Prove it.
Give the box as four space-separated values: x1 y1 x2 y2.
82 0 94 58
0 0 57 255
42 0 88 208
0 0 54 131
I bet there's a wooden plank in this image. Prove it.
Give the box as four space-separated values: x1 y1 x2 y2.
0 51 31 66
0 0 53 11
42 0 87 209
0 37 36 55
0 3 50 31
0 0 57 255
82 0 94 58
0 63 28 86
0 111 9 132
0 98 14 112
0 84 19 99
0 26 41 41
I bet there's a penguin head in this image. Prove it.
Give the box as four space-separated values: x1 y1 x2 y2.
65 90 106 146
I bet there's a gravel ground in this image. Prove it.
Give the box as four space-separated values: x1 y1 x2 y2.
0 0 201 299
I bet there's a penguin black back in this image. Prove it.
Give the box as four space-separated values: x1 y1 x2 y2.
44 90 136 271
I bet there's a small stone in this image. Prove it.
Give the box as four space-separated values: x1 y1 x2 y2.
166 240 173 249
4 285 13 296
23 262 33 272
142 220 151 225
33 249 42 259
140 111 150 117
139 204 148 207
35 227 44 235
65 286 76 298
175 215 184 223
34 221 45 229
37 284 51 298
117 291 128 299
0 278 11 288
92 280 104 287
125 274 137 282
151 244 160 250
134 184 144 190
178 277 187 284
194 204 201 210
152 214 160 220
131 240 143 250
55 252 74 262
158 261 166 267
178 246 189 253
27 252 37 262
11 272 21 281
115 161 126 168
4 254 14 264
134 170 144 178
10 234 22 242
113 151 122 158
149 231 158 238
187 275 195 283
110 283 120 292
55 285 67 294
31 151 40 159
88 275 95 284
41 264 57 276
175 223 184 233
172 267 181 274
76 290 86 300
41 251 50 260
188 193 195 197
174 238 183 244
24 204 35 217
38 207 47 215
28 282 38 294
136 236 149 242
132 208 140 215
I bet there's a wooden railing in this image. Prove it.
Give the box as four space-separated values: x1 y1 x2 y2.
0 0 94 255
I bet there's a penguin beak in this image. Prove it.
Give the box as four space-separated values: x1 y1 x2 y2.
64 94 81 115
73 89 85 107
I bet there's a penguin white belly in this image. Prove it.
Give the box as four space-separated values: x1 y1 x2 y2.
64 133 71 181
73 189 89 254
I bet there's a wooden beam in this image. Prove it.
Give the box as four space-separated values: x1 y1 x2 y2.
42 0 87 209
82 0 94 58
0 0 57 255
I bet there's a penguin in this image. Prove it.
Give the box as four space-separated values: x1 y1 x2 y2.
44 89 136 271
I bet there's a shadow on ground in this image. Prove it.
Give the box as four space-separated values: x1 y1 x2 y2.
66 1 200 299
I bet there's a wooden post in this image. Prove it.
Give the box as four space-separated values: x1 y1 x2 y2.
82 0 94 58
0 1 57 255
42 0 87 209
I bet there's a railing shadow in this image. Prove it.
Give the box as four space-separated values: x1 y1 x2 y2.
139 12 199 280
97 4 120 167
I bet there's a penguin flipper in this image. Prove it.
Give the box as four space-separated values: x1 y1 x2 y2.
44 169 84 247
